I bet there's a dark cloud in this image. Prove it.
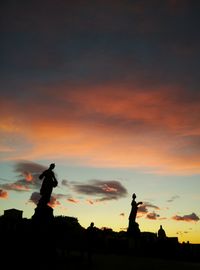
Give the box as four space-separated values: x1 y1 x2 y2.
54 193 69 200
138 205 148 214
29 192 41 205
0 182 31 192
172 213 200 222
61 180 70 187
73 179 127 201
1 0 199 89
0 161 47 192
146 212 160 220
138 202 160 214
14 161 47 186
167 195 180 203
137 202 161 220
14 160 47 175
13 160 47 190
29 191 61 207
176 230 190 236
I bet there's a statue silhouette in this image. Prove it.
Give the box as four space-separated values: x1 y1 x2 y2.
86 222 97 263
129 193 143 223
127 193 142 237
158 225 166 239
38 163 58 207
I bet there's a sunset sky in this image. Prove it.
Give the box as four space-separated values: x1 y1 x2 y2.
1 0 200 244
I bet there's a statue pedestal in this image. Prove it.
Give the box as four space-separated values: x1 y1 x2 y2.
31 205 56 264
32 205 54 223
127 221 141 238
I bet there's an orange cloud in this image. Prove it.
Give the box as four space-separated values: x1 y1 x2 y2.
1 83 200 174
146 212 160 220
67 198 79 203
3 183 30 192
23 172 33 182
86 199 94 205
48 196 61 208
0 189 8 199
102 184 118 193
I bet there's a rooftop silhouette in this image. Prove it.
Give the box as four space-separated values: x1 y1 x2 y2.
1 176 200 269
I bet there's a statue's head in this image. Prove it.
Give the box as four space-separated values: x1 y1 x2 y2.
132 193 136 199
49 163 55 169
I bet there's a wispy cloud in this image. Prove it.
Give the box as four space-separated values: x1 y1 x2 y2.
86 199 95 205
137 202 161 220
167 195 180 203
172 213 200 222
73 179 127 202
0 161 47 192
1 183 31 192
67 198 79 203
61 180 70 187
138 202 160 214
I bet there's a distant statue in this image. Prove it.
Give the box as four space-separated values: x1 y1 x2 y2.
127 193 142 237
129 193 143 223
87 222 95 231
38 163 58 207
86 222 97 262
158 225 166 239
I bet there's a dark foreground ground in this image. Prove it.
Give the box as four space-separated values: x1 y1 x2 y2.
34 252 200 270
3 248 200 270
88 254 200 270
1 215 199 270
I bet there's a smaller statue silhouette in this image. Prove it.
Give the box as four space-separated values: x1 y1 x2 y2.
129 193 143 223
127 193 142 237
86 222 97 263
38 163 58 207
158 225 166 239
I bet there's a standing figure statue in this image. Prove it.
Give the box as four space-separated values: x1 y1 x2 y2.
129 193 143 223
127 193 143 241
127 193 143 237
38 163 58 207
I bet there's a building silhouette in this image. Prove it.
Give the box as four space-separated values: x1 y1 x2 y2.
3 208 23 220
